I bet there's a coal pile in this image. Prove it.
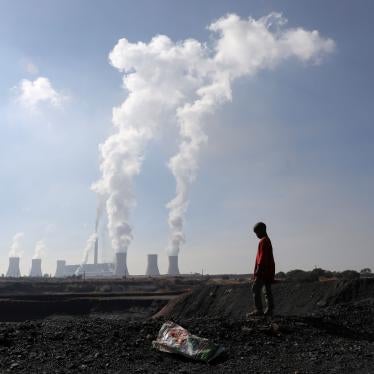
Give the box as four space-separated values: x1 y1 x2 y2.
0 278 372 373
157 278 374 320
0 311 373 373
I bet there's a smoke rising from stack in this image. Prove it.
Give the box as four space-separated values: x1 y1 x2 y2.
95 200 104 233
9 232 24 257
75 233 98 275
94 13 335 257
76 206 103 274
166 13 335 255
92 34 205 255
94 203 103 264
33 240 46 259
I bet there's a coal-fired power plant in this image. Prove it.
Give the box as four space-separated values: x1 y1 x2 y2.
6 257 21 278
145 254 160 276
114 252 129 277
167 255 180 276
55 260 66 278
51 249 184 278
29 258 42 277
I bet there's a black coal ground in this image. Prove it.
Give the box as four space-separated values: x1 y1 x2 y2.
0 304 373 374
1 279 373 373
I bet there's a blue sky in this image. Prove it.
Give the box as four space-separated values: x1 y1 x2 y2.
0 0 373 275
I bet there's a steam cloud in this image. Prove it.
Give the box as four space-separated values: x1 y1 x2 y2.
9 232 24 257
75 204 103 274
75 233 98 275
94 13 335 256
33 240 46 259
95 199 104 233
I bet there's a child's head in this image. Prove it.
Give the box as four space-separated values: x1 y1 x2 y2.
253 222 267 239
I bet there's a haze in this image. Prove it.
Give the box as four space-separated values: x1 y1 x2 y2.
0 0 373 276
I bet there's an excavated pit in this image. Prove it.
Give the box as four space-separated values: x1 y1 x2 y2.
0 278 195 321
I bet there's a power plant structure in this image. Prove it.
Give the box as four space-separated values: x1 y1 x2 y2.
167 255 180 276
4 225 186 279
53 236 119 278
73 263 114 277
50 229 183 278
93 236 99 265
55 260 66 277
6 257 21 278
114 252 129 277
53 252 182 278
29 258 42 277
49 211 183 277
145 254 160 276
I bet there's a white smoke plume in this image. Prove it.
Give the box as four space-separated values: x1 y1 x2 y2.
94 12 335 256
75 203 103 274
95 199 105 233
75 233 98 275
166 13 335 255
92 34 210 253
9 232 24 257
33 240 46 259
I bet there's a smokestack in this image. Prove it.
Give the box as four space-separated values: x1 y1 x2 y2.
54 260 66 278
94 236 98 265
29 258 42 277
167 255 180 276
6 257 21 278
145 254 160 276
114 252 129 277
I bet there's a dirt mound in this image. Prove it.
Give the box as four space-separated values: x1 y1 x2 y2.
157 278 374 320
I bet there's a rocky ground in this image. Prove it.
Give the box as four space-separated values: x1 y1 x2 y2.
0 279 372 373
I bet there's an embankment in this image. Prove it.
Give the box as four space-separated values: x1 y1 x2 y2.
155 278 374 320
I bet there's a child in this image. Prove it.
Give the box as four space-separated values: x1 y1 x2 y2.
249 222 275 316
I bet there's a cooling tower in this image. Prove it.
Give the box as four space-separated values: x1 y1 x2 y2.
29 258 42 277
167 255 180 276
94 237 98 265
6 257 21 278
54 260 66 278
145 254 160 276
114 252 129 277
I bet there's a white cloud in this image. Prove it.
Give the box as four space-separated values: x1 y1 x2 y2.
16 76 66 110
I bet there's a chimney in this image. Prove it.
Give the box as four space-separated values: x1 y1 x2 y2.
29 258 42 277
114 252 129 277
145 254 160 276
54 260 66 278
167 255 180 276
6 257 21 278
93 236 99 265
